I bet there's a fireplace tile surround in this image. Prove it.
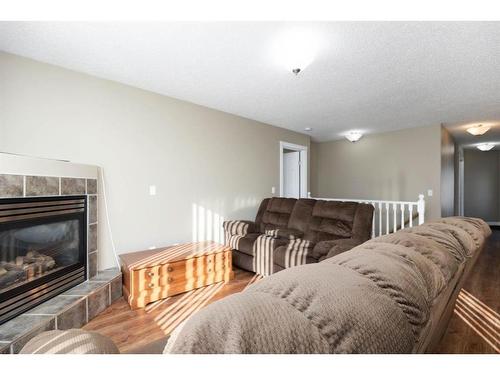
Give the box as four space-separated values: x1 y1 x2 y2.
0 169 123 353
0 174 23 197
61 177 86 195
0 173 99 278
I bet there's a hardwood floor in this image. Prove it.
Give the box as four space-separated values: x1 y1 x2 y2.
83 268 260 353
84 231 499 354
435 229 500 354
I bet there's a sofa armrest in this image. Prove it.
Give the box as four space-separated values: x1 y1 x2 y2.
264 228 304 240
223 220 258 236
313 238 363 260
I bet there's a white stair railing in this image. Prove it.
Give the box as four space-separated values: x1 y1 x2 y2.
307 193 425 238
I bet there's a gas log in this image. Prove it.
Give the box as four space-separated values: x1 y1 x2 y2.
0 250 57 290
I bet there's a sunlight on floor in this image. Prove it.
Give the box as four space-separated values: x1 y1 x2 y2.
151 282 224 334
244 273 263 290
142 270 262 336
454 289 500 353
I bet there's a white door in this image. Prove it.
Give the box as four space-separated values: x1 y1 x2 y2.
283 151 301 198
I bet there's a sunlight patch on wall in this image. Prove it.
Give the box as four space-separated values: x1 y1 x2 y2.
232 196 259 213
192 202 225 244
191 196 261 244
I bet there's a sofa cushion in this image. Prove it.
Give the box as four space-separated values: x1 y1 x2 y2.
264 228 303 240
273 240 316 269
312 200 358 221
304 201 374 244
232 250 257 273
253 234 289 276
325 239 363 259
287 198 316 233
306 201 358 243
312 238 362 260
400 226 468 262
227 233 260 256
254 198 271 229
305 222 349 243
352 203 375 242
260 197 297 232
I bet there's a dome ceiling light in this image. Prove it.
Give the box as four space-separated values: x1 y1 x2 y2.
476 143 494 151
271 28 323 76
467 124 491 136
345 131 363 143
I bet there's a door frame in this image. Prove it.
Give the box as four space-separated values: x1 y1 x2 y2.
279 141 308 198
457 145 464 216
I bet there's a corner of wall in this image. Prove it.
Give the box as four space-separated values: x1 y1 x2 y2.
309 141 319 196
440 125 456 218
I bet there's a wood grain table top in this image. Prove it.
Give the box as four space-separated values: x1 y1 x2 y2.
119 241 232 270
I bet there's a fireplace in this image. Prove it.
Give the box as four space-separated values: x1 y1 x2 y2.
0 196 87 324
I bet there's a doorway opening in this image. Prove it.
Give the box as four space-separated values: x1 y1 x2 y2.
279 141 308 198
458 146 500 225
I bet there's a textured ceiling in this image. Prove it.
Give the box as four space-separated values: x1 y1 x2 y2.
1 22 500 142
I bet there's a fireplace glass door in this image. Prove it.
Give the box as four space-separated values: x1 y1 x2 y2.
0 219 81 293
0 196 87 324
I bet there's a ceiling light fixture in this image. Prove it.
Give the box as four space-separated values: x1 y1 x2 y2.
304 127 312 131
467 124 490 136
477 143 494 151
345 131 363 143
272 28 322 76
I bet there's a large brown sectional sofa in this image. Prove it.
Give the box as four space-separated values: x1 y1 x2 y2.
166 216 491 354
223 197 374 276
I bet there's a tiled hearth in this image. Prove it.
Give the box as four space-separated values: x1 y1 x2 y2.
0 268 122 354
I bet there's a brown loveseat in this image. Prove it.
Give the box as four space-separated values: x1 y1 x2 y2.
223 197 374 276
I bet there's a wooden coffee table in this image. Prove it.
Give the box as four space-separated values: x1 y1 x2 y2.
120 241 233 309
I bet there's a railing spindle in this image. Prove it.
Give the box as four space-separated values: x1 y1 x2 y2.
385 202 390 235
409 205 413 227
371 203 376 238
392 203 397 233
417 194 425 225
400 203 405 229
378 202 382 237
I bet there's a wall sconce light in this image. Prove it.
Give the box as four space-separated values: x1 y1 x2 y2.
467 124 490 136
477 143 494 151
345 131 363 143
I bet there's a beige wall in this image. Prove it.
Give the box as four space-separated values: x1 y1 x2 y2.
311 124 442 220
440 126 455 217
0 52 310 269
464 149 499 222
